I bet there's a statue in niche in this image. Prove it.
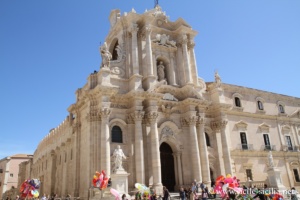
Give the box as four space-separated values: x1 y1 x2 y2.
115 44 124 61
157 61 165 81
100 42 112 68
214 71 222 88
111 145 127 173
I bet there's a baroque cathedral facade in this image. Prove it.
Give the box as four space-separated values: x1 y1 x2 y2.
20 5 300 198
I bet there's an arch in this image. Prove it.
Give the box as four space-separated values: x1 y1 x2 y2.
111 126 123 143
160 142 176 191
277 101 286 114
110 119 127 144
232 93 243 108
158 121 182 152
109 38 119 58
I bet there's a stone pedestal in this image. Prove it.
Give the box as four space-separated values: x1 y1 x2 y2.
111 170 130 195
89 188 102 200
267 168 285 191
98 67 111 86
129 74 143 91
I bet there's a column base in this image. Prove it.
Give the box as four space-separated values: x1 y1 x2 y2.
152 183 163 196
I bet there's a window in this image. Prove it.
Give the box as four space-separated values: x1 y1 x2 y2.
246 169 253 181
293 169 300 182
286 136 293 151
263 134 271 150
205 132 211 147
111 126 123 143
0 169 3 173
257 101 264 110
235 97 241 107
240 132 248 150
112 40 119 60
10 173 13 177
279 105 285 114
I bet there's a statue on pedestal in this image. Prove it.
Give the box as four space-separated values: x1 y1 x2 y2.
100 42 112 68
214 71 222 88
268 151 274 168
112 145 127 173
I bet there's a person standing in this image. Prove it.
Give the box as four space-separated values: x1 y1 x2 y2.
179 187 186 200
163 186 170 200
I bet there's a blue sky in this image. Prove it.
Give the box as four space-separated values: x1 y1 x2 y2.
0 0 299 159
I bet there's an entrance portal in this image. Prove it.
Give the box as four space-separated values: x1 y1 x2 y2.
160 142 175 191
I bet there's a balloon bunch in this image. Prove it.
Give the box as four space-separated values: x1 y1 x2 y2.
92 170 109 190
214 174 243 198
135 183 150 196
110 188 121 200
19 179 41 198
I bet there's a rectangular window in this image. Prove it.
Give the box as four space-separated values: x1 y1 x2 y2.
10 173 13 177
246 169 253 181
293 169 300 182
285 136 293 151
235 97 241 107
240 132 248 150
263 134 271 150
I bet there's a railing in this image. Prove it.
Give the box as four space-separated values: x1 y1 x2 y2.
239 180 266 189
262 145 276 151
282 145 299 152
237 144 253 150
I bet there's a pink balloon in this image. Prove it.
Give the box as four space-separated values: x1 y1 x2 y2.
110 188 120 197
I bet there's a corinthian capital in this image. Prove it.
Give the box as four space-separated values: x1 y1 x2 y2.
197 117 205 126
146 111 159 123
145 25 152 36
181 34 188 45
130 23 139 34
86 110 101 122
99 108 111 119
211 120 227 131
130 111 145 122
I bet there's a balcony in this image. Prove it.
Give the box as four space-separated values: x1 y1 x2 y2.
262 145 276 151
282 145 299 152
237 143 253 150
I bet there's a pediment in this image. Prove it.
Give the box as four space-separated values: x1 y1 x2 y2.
235 120 248 130
281 124 291 134
289 109 300 119
258 123 270 133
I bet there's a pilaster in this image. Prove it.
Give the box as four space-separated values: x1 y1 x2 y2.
99 108 111 176
181 34 192 85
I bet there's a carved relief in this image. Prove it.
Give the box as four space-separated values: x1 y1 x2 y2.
146 112 159 123
211 120 228 131
160 126 175 140
162 93 178 101
152 34 176 48
129 111 145 122
110 67 125 77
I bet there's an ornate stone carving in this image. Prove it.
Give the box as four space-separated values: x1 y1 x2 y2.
100 42 112 68
211 120 228 131
110 67 125 77
114 43 126 62
86 110 101 122
146 112 159 123
181 116 198 126
267 151 274 169
130 23 139 34
152 34 176 48
99 108 111 119
157 61 165 81
130 111 145 122
197 117 205 126
145 25 152 36
162 93 178 101
161 126 175 140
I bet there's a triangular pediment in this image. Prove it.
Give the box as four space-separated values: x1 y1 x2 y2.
289 109 300 119
258 123 270 133
235 120 248 130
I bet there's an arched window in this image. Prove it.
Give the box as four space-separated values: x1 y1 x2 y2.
257 101 264 110
112 41 119 60
111 126 123 143
235 97 241 107
279 104 285 114
205 132 211 147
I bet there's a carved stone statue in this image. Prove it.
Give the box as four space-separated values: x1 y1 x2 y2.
153 34 176 48
268 151 274 168
111 145 127 173
214 71 222 88
157 61 165 81
100 42 112 68
115 44 123 61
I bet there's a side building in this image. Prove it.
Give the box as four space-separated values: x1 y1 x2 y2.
24 5 300 198
0 154 33 199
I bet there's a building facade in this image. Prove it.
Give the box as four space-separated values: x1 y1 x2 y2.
25 5 300 198
0 154 33 199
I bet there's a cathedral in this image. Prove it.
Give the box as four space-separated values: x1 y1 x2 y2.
19 5 300 198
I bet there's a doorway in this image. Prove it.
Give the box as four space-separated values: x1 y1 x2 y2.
160 142 175 191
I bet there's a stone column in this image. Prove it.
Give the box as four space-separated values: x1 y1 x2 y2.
188 40 199 86
186 115 202 182
72 119 81 197
220 120 233 175
100 108 111 176
176 152 183 185
131 23 139 75
197 117 211 185
181 34 192 84
147 112 162 192
143 25 156 90
169 57 176 85
131 111 145 183
211 121 225 176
